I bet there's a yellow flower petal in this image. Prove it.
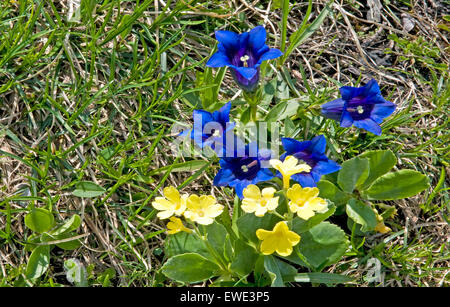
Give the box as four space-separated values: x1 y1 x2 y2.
166 216 191 235
242 185 279 217
152 186 187 219
184 194 223 225
287 184 328 220
163 186 181 204
270 156 311 189
243 185 261 200
256 221 300 257
261 187 276 199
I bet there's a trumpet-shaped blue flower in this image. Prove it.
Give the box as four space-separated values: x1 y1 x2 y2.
179 102 235 150
206 26 283 92
213 142 274 199
321 79 396 135
279 135 341 188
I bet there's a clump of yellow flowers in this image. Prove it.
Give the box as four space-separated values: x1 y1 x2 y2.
152 186 224 234
152 155 330 257
242 155 329 257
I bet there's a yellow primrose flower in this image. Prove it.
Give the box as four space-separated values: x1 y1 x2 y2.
374 212 391 234
256 221 300 256
241 185 279 217
166 217 192 235
270 155 311 189
287 184 328 220
152 186 188 219
184 194 224 225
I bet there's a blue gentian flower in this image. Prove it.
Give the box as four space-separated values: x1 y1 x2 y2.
213 142 274 199
179 102 236 150
321 79 396 135
279 135 341 188
206 25 283 92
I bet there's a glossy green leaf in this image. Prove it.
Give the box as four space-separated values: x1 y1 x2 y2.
364 170 429 200
291 203 336 234
263 255 297 287
72 181 106 198
50 214 81 236
165 231 212 261
26 245 50 279
337 157 370 193
203 222 227 258
24 208 55 233
230 239 258 277
359 150 397 189
317 180 351 206
346 199 377 232
285 222 348 271
161 253 220 284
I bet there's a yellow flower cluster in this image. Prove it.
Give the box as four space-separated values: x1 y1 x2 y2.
243 155 329 257
152 186 224 234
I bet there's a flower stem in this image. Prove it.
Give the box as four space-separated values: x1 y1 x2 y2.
192 224 228 272
250 104 257 122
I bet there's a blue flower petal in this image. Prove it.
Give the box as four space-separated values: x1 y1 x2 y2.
253 168 274 183
257 48 283 64
339 86 359 101
215 30 239 50
290 173 317 187
212 101 232 124
213 168 236 186
281 138 311 155
314 159 341 176
235 180 250 199
232 66 258 80
238 32 249 49
321 98 345 121
340 109 354 127
248 25 266 51
206 51 231 67
370 101 396 124
353 118 382 135
309 135 326 155
363 79 380 97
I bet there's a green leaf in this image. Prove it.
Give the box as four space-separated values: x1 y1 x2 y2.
50 214 81 236
285 222 348 271
230 239 258 277
203 222 227 257
26 245 50 279
148 160 209 175
161 253 220 284
337 157 370 193
294 272 354 284
317 180 351 207
265 99 299 123
358 150 397 189
363 170 429 200
24 208 55 233
291 203 336 234
346 199 377 232
72 181 106 198
236 213 281 245
263 255 297 287
165 231 212 261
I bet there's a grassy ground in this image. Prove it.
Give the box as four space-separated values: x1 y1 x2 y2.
0 0 448 287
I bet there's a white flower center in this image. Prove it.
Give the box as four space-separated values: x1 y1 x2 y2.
357 105 364 114
240 55 250 67
241 165 249 173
